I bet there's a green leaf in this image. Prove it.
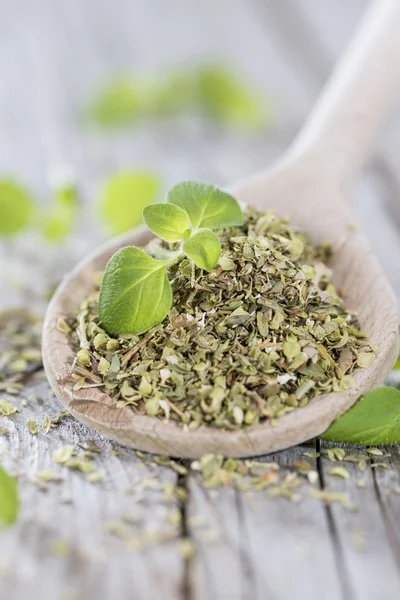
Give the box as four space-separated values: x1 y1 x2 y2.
321 387 400 445
89 78 142 127
140 71 194 117
0 180 35 237
88 74 192 128
42 182 78 244
182 229 221 271
54 181 78 208
196 66 267 128
99 247 172 335
99 171 160 235
87 67 272 131
168 181 243 231
143 203 190 242
0 466 19 526
42 169 79 243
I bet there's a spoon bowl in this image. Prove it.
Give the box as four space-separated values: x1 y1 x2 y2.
43 0 400 457
42 168 399 457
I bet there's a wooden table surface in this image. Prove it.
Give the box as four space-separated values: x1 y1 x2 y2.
1 1 400 599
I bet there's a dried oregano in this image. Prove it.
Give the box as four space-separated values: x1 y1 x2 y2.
0 309 43 395
65 205 375 430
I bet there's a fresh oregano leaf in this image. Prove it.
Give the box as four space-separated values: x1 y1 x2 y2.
0 180 35 237
167 181 243 230
321 387 400 445
99 171 160 235
0 466 19 526
182 229 221 271
99 180 243 335
99 247 172 335
143 203 190 242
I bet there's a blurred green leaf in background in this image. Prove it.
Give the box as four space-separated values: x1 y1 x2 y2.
0 466 19 527
89 78 142 128
98 170 161 235
43 169 79 243
0 180 35 237
87 64 272 131
196 65 266 128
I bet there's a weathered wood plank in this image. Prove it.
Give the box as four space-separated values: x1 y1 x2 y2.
0 377 185 600
319 441 400 600
186 445 343 600
187 478 244 599
368 445 400 565
236 446 344 600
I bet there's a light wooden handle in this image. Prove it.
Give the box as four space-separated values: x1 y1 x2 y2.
287 0 400 187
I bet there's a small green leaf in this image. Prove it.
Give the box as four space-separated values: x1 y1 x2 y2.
52 445 75 464
321 387 400 445
99 171 160 235
140 71 194 117
168 181 243 230
182 229 221 271
0 467 19 526
55 182 78 207
196 66 267 128
143 203 190 242
89 78 141 127
99 247 172 335
0 180 35 237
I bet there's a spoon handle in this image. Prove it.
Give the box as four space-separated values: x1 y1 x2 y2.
287 0 400 187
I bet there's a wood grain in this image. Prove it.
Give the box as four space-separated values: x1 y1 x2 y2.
0 378 185 600
186 445 343 600
319 441 400 600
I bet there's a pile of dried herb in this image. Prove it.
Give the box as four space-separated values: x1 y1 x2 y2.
65 207 375 430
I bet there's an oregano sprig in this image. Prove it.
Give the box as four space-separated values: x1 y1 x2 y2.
99 181 243 335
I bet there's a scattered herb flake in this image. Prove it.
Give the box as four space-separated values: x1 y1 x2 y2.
27 418 38 435
329 466 350 479
0 400 19 417
87 472 104 484
52 445 75 464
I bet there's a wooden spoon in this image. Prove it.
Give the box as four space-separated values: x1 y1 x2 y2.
43 0 400 458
